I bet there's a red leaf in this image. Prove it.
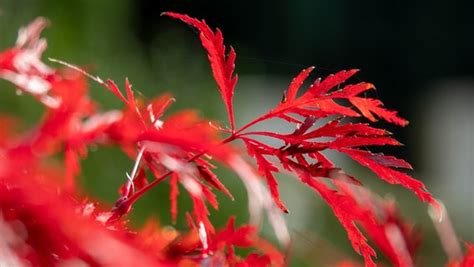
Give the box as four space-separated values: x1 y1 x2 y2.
133 168 149 191
246 141 288 213
191 195 214 233
105 79 128 104
303 120 388 139
304 69 359 98
298 171 377 267
146 93 175 127
328 136 401 148
331 82 376 98
197 165 234 200
64 147 80 192
312 99 361 117
350 97 408 126
309 151 334 168
163 12 238 131
170 173 179 223
202 183 219 210
340 148 436 205
365 153 413 169
286 66 315 102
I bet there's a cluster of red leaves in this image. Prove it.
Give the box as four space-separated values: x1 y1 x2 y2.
0 14 471 267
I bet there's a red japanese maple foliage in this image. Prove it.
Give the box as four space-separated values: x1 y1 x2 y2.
0 14 470 267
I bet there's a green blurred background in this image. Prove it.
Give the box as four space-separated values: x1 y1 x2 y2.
0 0 472 266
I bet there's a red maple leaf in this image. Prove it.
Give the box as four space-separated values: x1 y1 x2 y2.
163 12 238 131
